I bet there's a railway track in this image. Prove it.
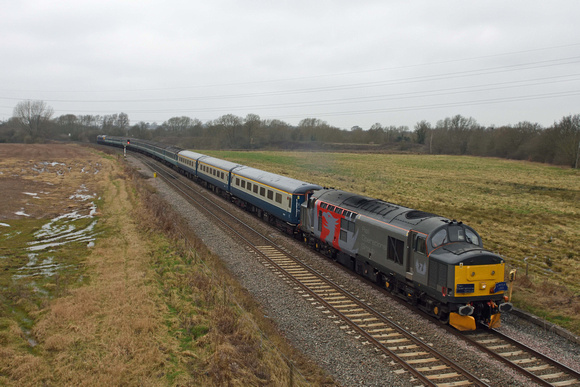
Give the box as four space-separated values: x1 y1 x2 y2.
462 330 580 386
134 154 488 387
123 149 580 386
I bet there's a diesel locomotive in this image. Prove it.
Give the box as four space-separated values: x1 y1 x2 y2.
300 189 512 330
97 135 512 330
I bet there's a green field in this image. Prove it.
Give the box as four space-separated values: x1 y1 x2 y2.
203 150 580 333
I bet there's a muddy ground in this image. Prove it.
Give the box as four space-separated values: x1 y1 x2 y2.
0 144 105 221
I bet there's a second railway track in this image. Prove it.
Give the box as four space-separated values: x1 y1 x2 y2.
461 329 580 386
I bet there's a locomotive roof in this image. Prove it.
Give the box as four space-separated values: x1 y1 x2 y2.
232 165 322 194
315 189 449 234
179 150 207 160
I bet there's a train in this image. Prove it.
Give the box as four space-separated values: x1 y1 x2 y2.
97 135 513 331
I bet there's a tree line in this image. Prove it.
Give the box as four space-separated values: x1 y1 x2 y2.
1 100 579 168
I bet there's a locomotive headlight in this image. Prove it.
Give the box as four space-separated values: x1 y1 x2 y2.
480 282 487 290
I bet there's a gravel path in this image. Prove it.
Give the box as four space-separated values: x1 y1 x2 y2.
130 156 580 386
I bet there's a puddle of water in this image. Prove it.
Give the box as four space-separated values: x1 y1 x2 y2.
3 178 101 348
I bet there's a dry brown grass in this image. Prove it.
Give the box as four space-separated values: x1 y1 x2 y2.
0 147 333 386
130 166 333 386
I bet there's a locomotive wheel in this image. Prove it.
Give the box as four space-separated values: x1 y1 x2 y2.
438 310 450 324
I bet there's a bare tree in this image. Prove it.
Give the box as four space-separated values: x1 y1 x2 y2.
552 115 580 167
414 120 431 146
116 112 130 135
164 116 195 135
13 100 54 140
244 113 261 148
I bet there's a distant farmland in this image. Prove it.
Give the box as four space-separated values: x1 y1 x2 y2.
203 150 580 333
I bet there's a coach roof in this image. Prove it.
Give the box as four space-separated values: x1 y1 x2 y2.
198 156 241 172
232 165 322 194
178 150 207 161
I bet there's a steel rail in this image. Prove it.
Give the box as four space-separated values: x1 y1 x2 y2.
461 329 580 387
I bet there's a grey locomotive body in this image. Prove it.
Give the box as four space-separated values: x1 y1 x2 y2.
300 189 511 329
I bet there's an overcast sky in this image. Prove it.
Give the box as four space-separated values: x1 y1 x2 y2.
1 0 579 130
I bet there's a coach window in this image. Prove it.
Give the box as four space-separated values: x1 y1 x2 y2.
260 187 265 197
267 190 273 200
221 172 225 179
247 182 252 191
253 185 258 193
241 180 246 189
236 178 240 186
275 192 282 203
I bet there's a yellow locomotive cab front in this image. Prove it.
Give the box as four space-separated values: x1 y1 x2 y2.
451 262 509 330
454 262 507 298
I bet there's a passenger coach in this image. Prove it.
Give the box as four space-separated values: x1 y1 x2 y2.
230 165 321 230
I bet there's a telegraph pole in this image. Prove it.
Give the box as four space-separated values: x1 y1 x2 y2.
575 138 580 169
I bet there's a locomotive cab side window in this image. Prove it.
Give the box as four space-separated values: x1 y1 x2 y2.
414 235 426 255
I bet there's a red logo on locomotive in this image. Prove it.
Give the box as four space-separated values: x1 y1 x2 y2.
319 204 344 250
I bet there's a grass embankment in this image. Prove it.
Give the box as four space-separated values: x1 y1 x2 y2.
204 150 580 334
0 149 331 385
